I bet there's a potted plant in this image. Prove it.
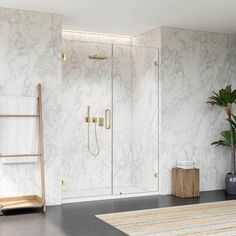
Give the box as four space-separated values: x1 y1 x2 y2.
207 85 236 194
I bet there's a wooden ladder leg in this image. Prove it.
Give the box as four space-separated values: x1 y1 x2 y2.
37 84 46 213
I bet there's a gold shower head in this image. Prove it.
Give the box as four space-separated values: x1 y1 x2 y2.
88 55 108 60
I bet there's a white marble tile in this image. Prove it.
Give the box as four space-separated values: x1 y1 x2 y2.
0 8 62 205
132 28 161 48
159 27 236 194
0 96 38 164
61 38 160 197
61 40 112 196
131 46 159 192
112 45 132 193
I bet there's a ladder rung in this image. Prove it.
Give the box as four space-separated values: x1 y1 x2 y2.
0 154 41 158
0 115 39 118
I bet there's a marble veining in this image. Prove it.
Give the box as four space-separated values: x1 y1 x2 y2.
132 28 161 48
159 27 236 194
61 31 160 198
0 8 62 205
131 46 159 192
0 96 38 164
112 44 133 194
61 40 113 196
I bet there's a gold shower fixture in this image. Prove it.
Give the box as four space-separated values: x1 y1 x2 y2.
85 106 91 123
85 106 111 157
105 109 111 129
88 55 108 60
62 52 67 61
92 117 97 123
98 117 104 127
86 106 100 157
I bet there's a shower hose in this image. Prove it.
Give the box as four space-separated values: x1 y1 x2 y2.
87 122 100 157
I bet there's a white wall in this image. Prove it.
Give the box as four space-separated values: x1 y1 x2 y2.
132 26 236 195
61 39 113 197
0 7 62 205
159 27 236 194
61 31 160 198
131 46 159 191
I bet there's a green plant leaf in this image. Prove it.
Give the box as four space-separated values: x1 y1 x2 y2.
207 85 236 108
225 85 232 94
211 140 230 147
231 89 236 101
233 115 236 122
207 96 226 106
212 128 236 148
227 118 236 130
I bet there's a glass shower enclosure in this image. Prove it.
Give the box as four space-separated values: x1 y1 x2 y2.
61 40 159 201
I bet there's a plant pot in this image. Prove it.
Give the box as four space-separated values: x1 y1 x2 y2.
225 173 236 195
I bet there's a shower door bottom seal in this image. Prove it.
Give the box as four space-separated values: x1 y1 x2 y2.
62 191 160 204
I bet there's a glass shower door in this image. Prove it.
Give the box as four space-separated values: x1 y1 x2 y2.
112 45 159 195
61 40 113 199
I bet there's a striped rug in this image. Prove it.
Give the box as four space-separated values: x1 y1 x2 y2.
96 200 236 235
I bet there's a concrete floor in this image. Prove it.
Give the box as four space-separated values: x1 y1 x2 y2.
1 190 236 236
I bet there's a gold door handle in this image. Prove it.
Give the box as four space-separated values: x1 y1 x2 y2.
105 109 111 129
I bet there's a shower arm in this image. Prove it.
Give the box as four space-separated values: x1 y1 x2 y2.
88 55 108 60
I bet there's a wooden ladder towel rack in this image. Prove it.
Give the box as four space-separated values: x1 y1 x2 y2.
0 84 46 213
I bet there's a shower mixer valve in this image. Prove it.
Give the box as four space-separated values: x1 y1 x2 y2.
86 115 104 127
85 106 109 128
98 117 104 127
92 117 97 123
85 106 111 157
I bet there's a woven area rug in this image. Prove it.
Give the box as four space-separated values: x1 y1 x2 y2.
96 200 236 236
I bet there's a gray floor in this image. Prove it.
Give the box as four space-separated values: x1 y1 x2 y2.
1 190 236 236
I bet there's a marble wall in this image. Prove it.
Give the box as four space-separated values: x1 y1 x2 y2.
131 46 159 192
61 40 113 197
0 8 62 205
61 31 159 198
132 27 161 48
61 34 136 198
112 44 133 194
159 27 236 194
132 26 236 195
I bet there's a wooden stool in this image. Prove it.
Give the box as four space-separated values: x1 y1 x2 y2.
172 168 200 198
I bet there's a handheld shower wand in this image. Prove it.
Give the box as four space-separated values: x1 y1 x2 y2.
86 106 100 157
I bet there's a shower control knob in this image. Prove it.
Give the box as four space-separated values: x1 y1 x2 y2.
92 117 97 123
98 117 104 127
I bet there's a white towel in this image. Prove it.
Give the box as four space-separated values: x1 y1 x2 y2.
0 96 39 164
176 161 195 169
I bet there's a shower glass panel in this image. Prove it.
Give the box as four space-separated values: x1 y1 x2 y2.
113 45 159 195
61 40 159 201
61 40 112 199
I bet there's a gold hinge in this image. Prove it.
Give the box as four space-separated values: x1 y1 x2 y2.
62 52 67 61
154 61 159 66
154 173 159 178
61 178 66 186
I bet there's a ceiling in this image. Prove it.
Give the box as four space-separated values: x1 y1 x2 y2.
0 0 236 36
